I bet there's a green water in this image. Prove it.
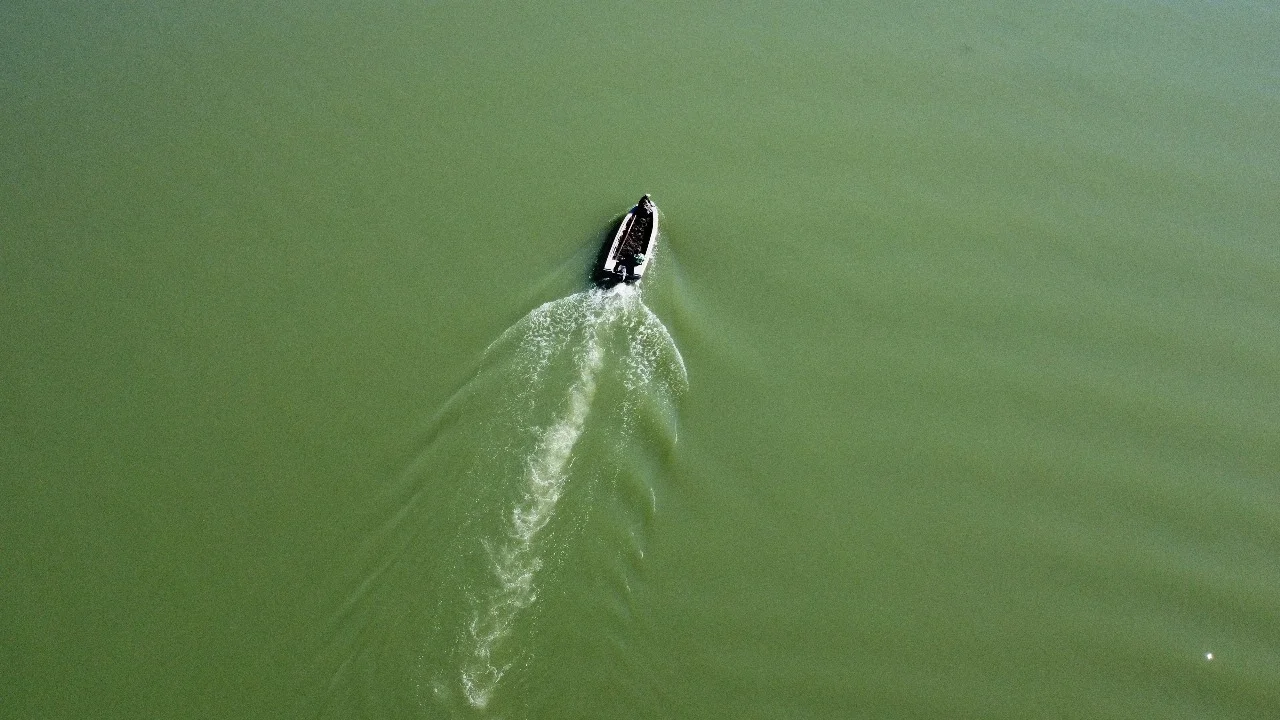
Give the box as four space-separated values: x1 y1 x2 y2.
3 1 1278 718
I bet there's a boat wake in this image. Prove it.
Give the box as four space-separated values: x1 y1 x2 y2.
455 285 685 709
315 283 685 718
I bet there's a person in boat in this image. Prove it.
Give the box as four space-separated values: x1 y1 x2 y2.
621 252 645 282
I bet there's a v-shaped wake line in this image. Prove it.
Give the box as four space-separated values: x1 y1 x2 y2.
311 282 685 720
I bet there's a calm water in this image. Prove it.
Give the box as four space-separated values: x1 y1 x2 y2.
3 1 1278 718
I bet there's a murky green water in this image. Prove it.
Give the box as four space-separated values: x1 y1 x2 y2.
4 1 1278 718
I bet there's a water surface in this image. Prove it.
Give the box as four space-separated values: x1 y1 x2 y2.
3 1 1278 718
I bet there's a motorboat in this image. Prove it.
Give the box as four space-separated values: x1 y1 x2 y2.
595 195 658 286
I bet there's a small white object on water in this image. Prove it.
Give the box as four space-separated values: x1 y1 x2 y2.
1205 652 1214 661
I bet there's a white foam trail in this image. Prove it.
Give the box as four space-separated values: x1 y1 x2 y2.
448 285 685 710
461 314 604 708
